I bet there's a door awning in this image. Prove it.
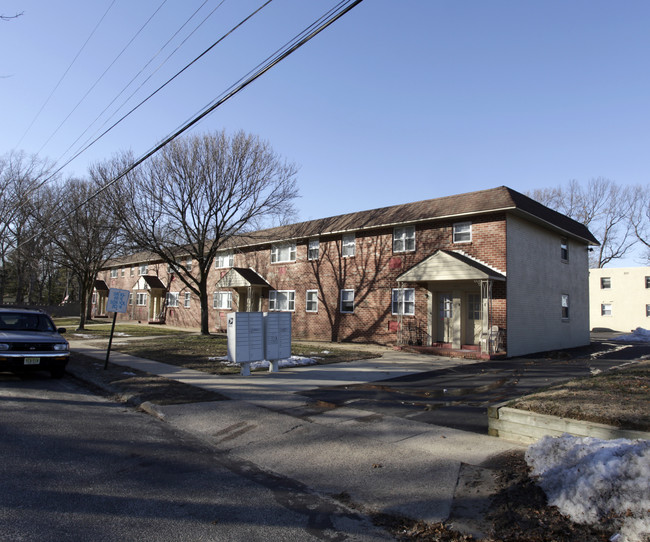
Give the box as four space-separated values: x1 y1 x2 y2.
134 275 167 290
216 267 270 289
397 250 506 283
94 279 109 291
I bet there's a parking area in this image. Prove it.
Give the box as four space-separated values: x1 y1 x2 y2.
299 336 650 434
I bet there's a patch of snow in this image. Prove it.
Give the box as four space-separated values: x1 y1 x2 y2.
222 356 318 370
122 371 137 376
71 333 95 339
208 356 229 362
613 328 650 343
526 435 650 542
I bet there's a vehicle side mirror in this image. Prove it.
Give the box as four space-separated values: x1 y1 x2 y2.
57 327 67 334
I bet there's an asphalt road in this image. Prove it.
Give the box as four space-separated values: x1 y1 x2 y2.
0 373 388 542
300 338 650 434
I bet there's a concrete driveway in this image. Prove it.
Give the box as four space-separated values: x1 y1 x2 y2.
299 335 650 434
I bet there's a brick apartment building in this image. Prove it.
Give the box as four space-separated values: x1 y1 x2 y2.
94 186 598 358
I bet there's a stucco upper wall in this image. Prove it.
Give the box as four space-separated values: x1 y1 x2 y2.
506 214 590 356
589 267 650 332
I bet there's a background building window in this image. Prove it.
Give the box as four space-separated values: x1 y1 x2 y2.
340 289 355 313
110 269 118 278
216 251 234 268
600 277 611 289
271 243 296 263
138 264 148 275
342 234 355 257
647 304 650 317
601 304 612 316
184 292 191 308
453 222 472 243
393 226 415 252
269 290 295 311
136 293 147 306
308 239 319 261
391 288 415 315
561 238 569 261
213 291 231 310
561 294 570 319
306 290 318 312
646 277 650 289
166 292 179 308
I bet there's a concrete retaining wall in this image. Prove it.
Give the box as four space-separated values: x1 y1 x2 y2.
488 403 650 444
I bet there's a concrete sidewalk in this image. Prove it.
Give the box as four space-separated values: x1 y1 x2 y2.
67 340 523 533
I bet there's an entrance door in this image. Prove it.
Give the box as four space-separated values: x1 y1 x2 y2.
437 293 453 343
466 293 482 345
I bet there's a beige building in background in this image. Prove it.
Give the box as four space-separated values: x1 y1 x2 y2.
589 267 650 332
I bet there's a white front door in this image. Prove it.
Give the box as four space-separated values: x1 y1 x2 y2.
466 293 482 345
437 293 453 343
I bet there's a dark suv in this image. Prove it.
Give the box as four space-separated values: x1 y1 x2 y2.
0 308 70 378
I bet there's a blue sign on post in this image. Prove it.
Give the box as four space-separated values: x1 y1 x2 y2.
104 288 130 369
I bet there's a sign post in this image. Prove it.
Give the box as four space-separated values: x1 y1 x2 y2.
104 288 129 370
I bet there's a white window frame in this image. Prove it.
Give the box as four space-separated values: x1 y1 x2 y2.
215 251 234 268
213 291 232 310
561 294 570 320
308 238 319 261
110 269 118 278
271 242 296 264
391 288 415 315
340 289 355 313
601 303 612 316
269 290 295 311
138 264 148 276
342 234 356 258
92 292 97 305
130 267 135 277
184 292 191 308
121 268 125 277
185 257 192 273
393 226 415 253
453 222 472 243
129 293 133 306
166 292 179 308
306 290 318 312
136 292 148 306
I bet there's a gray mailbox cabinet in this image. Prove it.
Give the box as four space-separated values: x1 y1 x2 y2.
226 312 264 364
264 311 292 363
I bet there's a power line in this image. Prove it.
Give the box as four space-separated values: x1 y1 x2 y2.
15 0 118 148
20 0 365 248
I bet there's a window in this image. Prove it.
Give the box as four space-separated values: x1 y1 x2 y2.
130 267 135 277
453 222 472 243
129 293 133 306
342 234 355 257
600 277 611 289
185 257 192 273
184 292 191 308
392 288 415 315
646 277 650 289
340 289 355 313
561 238 569 261
166 292 179 308
138 264 148 275
121 268 125 277
647 304 650 317
213 291 232 310
110 269 118 278
393 226 415 252
92 292 97 305
561 294 569 320
308 239 319 261
271 242 296 263
601 304 612 316
136 293 147 306
467 293 481 320
269 290 295 311
306 290 318 312
215 251 234 268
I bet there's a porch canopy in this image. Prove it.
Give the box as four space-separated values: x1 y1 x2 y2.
94 279 109 291
396 250 506 283
216 267 270 289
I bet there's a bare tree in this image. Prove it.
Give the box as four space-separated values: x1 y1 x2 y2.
96 130 299 335
630 185 650 263
35 178 123 330
529 178 638 268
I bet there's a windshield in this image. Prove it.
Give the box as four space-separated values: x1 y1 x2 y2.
0 313 57 332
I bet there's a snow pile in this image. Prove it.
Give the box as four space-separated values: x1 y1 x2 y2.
526 435 650 542
213 356 318 370
614 328 650 343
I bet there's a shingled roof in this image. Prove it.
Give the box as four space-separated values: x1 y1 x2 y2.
231 186 599 247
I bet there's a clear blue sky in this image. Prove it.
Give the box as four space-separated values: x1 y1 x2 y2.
2 1 649 251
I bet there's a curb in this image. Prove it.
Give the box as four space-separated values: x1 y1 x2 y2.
488 401 650 444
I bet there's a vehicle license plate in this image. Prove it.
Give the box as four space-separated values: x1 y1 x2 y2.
24 358 40 365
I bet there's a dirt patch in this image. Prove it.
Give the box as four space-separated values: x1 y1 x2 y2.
508 360 650 431
67 352 229 405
